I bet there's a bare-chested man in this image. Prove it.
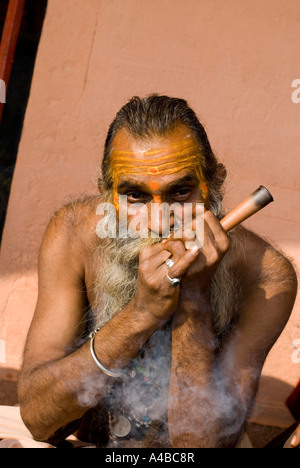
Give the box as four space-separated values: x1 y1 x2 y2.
17 95 298 448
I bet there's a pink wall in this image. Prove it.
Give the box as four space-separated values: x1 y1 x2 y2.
0 0 299 427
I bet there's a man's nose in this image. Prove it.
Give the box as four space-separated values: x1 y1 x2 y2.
148 202 174 237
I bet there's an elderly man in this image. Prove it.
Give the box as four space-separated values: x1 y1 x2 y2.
15 95 297 448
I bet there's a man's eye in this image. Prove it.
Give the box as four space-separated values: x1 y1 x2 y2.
127 192 147 201
172 188 191 198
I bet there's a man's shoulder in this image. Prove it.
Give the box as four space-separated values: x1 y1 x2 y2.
51 195 102 239
42 195 103 258
233 227 297 291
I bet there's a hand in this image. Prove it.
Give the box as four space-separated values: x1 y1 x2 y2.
162 210 230 299
290 424 300 448
134 241 200 322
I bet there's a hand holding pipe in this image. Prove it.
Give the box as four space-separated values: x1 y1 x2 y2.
220 186 274 233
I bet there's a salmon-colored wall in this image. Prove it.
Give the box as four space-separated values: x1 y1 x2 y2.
0 0 299 427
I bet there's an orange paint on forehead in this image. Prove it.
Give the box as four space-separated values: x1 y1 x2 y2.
148 167 160 176
110 142 205 180
110 127 209 203
153 194 162 204
148 180 160 191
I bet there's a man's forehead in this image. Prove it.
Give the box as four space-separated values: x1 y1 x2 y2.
110 126 201 159
109 126 207 201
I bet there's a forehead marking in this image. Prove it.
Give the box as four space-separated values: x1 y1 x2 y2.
110 141 209 203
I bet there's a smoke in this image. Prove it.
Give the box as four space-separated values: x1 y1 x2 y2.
167 335 262 447
74 322 261 447
73 199 260 447
74 322 173 448
76 373 107 409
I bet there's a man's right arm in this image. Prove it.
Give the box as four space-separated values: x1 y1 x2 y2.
18 207 172 442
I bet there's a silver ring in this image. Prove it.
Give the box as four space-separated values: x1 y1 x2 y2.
166 259 175 269
166 273 181 287
165 258 180 286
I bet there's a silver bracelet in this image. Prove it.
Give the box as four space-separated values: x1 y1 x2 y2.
89 329 123 378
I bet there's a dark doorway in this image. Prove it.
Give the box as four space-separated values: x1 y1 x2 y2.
0 0 47 243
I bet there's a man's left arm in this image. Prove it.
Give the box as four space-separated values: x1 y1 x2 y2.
217 242 298 445
167 227 297 448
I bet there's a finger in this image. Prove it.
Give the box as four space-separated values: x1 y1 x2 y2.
162 229 197 248
152 249 172 269
202 211 230 254
140 240 174 260
161 239 187 262
139 243 172 269
162 203 205 249
164 219 217 263
140 241 166 258
166 245 200 280
290 425 300 447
